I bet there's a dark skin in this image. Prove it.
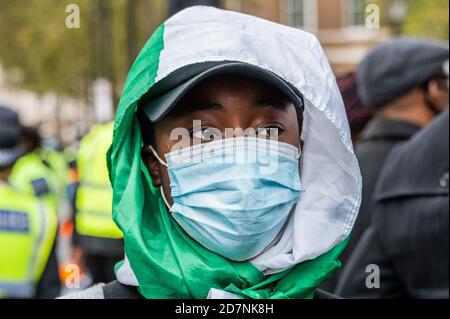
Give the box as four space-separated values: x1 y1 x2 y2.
0 166 12 181
143 74 303 207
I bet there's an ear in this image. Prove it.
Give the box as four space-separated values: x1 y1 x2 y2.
427 80 439 97
425 80 449 111
142 146 163 188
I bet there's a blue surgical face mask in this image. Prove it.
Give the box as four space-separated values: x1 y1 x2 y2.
150 137 302 262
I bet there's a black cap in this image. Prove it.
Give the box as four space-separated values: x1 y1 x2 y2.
0 106 23 167
357 37 449 109
140 61 304 122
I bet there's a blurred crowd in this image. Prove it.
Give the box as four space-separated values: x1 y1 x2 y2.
0 24 448 299
324 38 449 298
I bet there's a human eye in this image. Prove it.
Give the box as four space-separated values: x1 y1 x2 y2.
191 127 222 142
258 125 283 139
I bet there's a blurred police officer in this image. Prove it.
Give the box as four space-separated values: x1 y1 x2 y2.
73 122 123 284
21 126 70 195
344 38 449 267
0 106 60 298
10 126 69 215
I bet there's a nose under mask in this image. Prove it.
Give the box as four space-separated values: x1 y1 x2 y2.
149 137 302 262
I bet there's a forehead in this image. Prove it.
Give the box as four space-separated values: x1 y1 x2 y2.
187 74 287 97
169 74 293 116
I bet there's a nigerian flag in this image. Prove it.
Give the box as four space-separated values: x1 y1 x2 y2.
108 6 362 299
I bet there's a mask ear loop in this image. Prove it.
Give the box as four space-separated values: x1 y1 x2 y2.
296 145 303 192
147 145 172 210
160 186 173 211
295 97 304 161
147 145 168 168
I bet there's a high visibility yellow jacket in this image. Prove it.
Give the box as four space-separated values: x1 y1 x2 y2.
0 182 57 298
38 148 70 189
75 122 122 239
9 151 62 213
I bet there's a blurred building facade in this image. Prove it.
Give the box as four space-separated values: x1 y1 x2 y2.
1 0 410 146
0 65 90 147
223 0 393 74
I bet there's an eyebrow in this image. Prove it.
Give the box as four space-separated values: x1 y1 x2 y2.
252 97 290 111
174 102 222 116
190 102 223 112
179 97 290 116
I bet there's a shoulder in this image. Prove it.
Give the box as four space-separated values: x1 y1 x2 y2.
58 284 106 299
375 112 449 203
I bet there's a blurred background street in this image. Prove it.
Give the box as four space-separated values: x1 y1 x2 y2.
0 0 448 299
0 0 448 147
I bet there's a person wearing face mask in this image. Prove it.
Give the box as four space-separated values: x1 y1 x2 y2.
340 39 449 273
61 6 361 299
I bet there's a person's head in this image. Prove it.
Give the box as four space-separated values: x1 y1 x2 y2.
109 7 362 297
139 72 304 206
420 68 449 114
337 72 374 143
357 38 449 127
0 106 23 180
141 75 303 205
20 125 41 153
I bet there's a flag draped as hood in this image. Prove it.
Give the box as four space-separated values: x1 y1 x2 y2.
108 6 362 299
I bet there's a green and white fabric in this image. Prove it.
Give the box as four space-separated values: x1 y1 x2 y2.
109 6 361 299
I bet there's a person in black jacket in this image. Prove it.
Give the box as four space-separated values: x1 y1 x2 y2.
336 110 449 299
341 38 449 272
